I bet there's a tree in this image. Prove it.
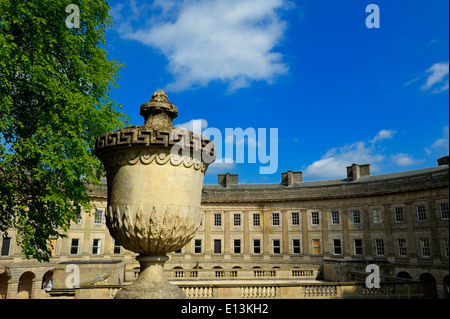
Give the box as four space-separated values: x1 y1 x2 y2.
0 0 130 261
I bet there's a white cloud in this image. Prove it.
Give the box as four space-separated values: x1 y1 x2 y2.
303 130 397 179
421 62 449 93
304 141 385 179
390 153 423 166
425 126 449 154
370 129 396 143
115 0 290 92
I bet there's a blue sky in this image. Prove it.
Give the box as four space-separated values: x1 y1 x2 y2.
103 0 449 185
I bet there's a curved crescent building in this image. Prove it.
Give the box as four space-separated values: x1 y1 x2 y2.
0 156 448 299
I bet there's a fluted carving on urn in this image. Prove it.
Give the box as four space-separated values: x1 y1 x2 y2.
106 204 202 254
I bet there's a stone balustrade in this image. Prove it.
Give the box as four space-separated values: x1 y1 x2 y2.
166 267 318 280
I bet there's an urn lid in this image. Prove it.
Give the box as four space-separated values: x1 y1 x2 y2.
140 90 178 128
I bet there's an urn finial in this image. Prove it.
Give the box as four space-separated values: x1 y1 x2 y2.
140 90 179 128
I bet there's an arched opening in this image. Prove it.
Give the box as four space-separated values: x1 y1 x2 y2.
41 270 53 290
173 266 183 269
419 273 438 299
443 275 449 299
212 266 223 269
17 272 35 299
232 266 242 269
0 271 10 299
396 271 412 279
252 266 261 269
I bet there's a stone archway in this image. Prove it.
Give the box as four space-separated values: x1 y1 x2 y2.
419 273 438 299
17 271 35 299
0 271 10 299
40 270 53 298
443 275 449 299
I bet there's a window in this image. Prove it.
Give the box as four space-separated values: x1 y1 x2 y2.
94 210 103 224
333 239 342 255
272 212 280 226
311 212 320 225
331 211 340 225
113 240 122 254
70 238 79 255
174 249 182 254
92 239 100 254
395 207 404 223
253 213 260 226
214 214 222 226
74 206 82 223
416 205 427 221
292 239 301 254
214 239 221 254
253 239 261 254
354 239 363 255
440 203 449 220
194 239 202 254
49 238 57 256
1 237 11 256
272 239 281 254
312 239 321 254
373 209 382 224
397 239 407 256
234 239 241 254
444 238 449 257
233 214 241 226
291 212 299 226
420 238 430 257
375 239 385 256
352 210 361 224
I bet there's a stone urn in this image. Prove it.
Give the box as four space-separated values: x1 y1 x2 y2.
95 90 215 298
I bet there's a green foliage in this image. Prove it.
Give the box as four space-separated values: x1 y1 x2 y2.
0 0 130 261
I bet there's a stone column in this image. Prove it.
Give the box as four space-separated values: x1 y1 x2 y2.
302 209 310 257
282 210 289 256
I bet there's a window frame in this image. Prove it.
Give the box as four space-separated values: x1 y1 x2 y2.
253 213 261 226
311 212 320 226
439 202 449 220
272 212 280 226
292 239 301 254
416 205 427 221
194 239 202 254
213 239 221 254
214 213 222 227
333 239 342 255
331 211 340 225
233 239 241 254
351 210 361 224
253 239 261 254
92 238 101 255
272 239 281 254
354 239 363 255
70 238 79 255
375 239 385 256
233 214 241 226
291 212 300 226
394 207 404 223
397 238 407 256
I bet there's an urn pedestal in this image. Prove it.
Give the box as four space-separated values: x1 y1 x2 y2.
95 90 215 299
